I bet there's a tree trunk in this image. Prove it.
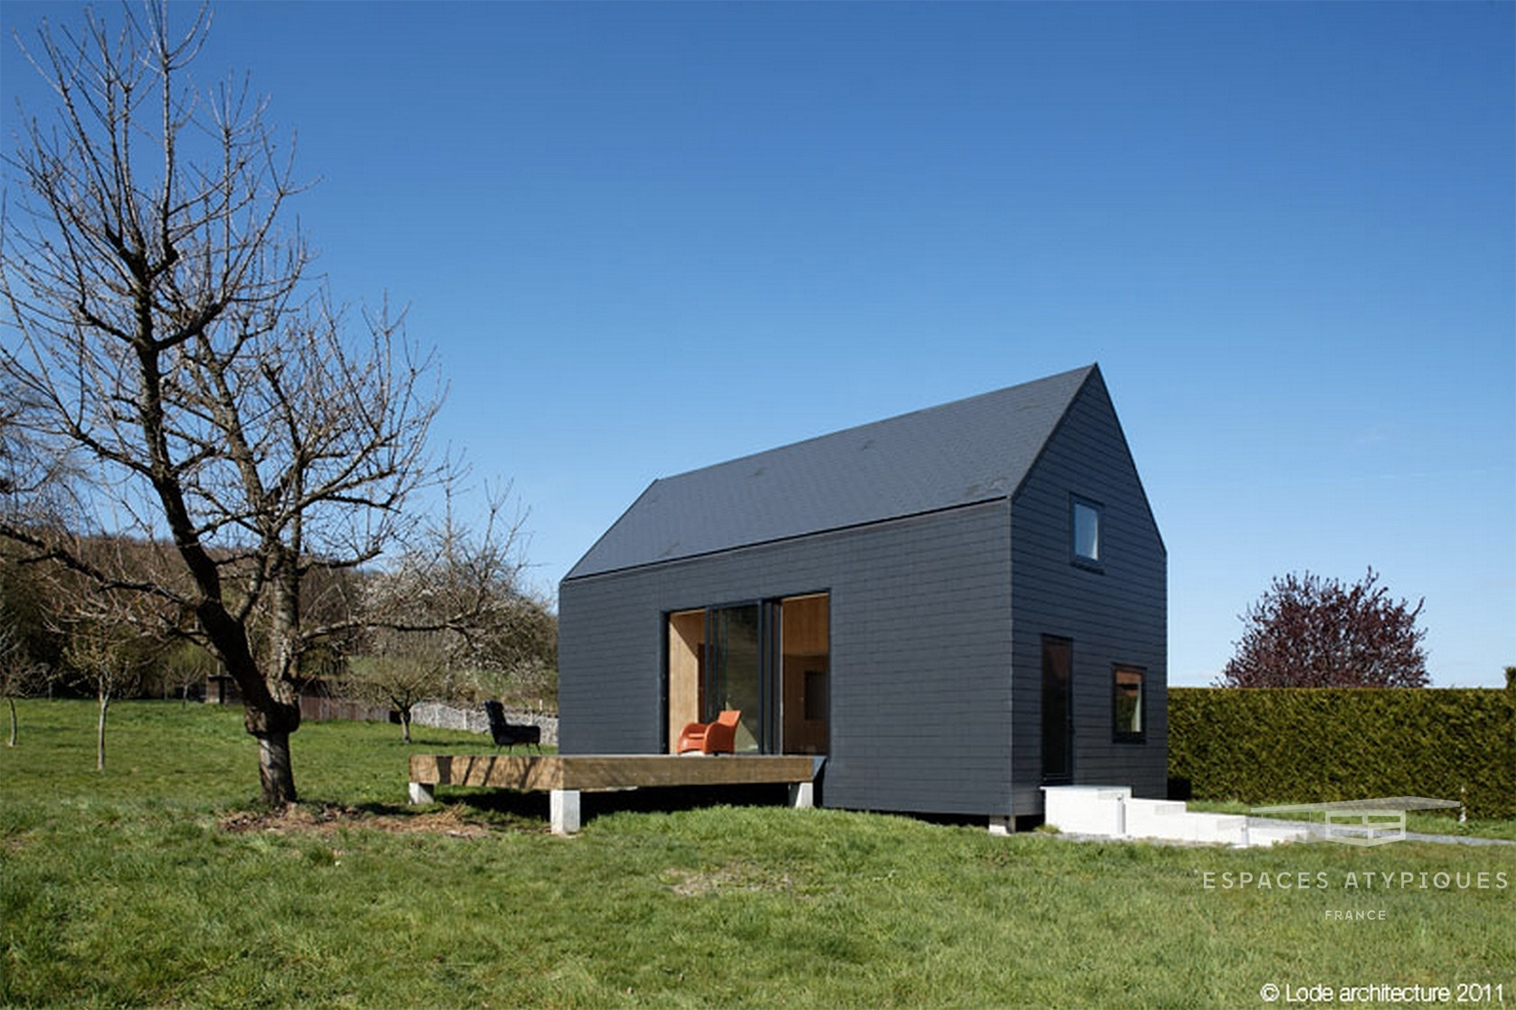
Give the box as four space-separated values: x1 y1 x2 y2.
96 687 110 770
234 669 302 806
248 556 303 807
257 731 298 806
400 706 412 744
7 696 16 747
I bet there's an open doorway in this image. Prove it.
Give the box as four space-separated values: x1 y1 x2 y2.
666 609 705 754
779 593 828 755
665 593 829 756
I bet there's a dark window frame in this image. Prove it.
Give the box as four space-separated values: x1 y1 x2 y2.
1071 495 1104 572
1112 664 1146 743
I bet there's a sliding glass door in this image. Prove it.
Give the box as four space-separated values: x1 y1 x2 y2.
706 604 769 754
666 594 829 756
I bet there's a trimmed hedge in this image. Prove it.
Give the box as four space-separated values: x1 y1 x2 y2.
1168 688 1516 819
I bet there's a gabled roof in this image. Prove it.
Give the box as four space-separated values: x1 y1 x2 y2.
565 364 1098 580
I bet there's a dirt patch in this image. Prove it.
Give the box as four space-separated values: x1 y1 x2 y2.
662 862 798 897
218 803 498 839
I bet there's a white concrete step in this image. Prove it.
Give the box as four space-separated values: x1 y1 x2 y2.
1043 785 1130 836
1124 798 1190 839
1190 813 1249 846
1245 821 1313 847
1124 801 1246 844
1041 786 1306 848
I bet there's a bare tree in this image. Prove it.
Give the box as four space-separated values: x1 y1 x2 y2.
158 640 216 704
0 621 43 746
345 635 452 743
1 536 63 744
0 3 460 803
352 489 540 728
60 613 158 769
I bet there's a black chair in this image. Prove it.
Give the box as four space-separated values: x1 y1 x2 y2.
484 700 542 754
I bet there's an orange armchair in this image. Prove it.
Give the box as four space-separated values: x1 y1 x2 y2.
677 709 741 755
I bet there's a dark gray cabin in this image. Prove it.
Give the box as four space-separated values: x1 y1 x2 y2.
558 364 1166 822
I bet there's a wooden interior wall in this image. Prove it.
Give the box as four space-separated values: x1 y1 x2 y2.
782 594 829 754
781 593 828 654
666 610 704 752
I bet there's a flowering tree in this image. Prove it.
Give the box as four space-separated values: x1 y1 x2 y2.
1218 568 1429 688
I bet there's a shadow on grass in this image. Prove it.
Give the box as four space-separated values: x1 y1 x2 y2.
418 785 1002 834
380 734 559 754
421 782 796 831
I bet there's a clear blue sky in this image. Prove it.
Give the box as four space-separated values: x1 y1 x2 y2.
3 2 1512 686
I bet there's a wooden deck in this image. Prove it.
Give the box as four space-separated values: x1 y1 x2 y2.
408 753 825 834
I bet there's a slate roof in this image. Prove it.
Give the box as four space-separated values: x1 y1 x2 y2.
565 364 1098 580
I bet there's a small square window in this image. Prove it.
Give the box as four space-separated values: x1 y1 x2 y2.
1113 666 1145 742
1072 498 1101 565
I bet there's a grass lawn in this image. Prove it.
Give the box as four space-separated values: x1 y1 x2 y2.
3 701 1513 1008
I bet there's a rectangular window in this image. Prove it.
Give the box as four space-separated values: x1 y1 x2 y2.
1072 497 1102 567
1113 665 1145 742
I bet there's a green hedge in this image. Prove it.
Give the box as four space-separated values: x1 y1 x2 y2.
1168 688 1516 819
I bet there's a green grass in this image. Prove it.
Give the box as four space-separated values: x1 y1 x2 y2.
3 701 1513 1008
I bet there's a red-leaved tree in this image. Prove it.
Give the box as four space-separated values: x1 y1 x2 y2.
1217 568 1429 688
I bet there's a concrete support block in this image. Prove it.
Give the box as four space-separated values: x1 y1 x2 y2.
988 816 1013 837
408 781 435 805
551 789 581 835
789 780 814 809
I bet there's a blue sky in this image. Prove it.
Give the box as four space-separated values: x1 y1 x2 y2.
3 2 1512 686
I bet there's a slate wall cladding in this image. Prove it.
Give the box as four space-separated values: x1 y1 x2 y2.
559 500 1015 817
1009 374 1167 814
